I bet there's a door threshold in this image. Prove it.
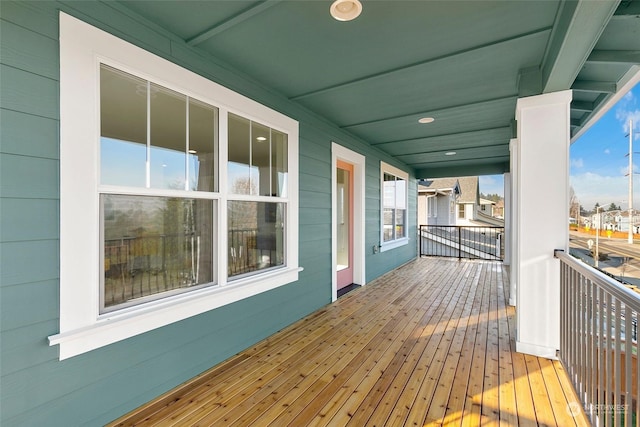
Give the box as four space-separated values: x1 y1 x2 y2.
337 283 360 298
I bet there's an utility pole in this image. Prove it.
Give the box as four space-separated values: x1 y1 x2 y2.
629 119 635 244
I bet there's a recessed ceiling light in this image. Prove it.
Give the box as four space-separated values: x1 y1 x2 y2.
445 151 457 156
418 117 435 124
330 0 362 21
256 136 267 142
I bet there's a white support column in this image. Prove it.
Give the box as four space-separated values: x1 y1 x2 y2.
503 172 511 267
504 171 516 306
514 90 571 359
509 141 518 307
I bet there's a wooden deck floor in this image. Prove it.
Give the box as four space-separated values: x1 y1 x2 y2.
109 258 590 426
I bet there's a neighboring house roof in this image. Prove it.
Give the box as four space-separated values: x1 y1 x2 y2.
456 176 479 205
479 198 496 206
418 178 461 197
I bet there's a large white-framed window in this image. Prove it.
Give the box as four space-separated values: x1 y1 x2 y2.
380 162 409 251
50 13 299 359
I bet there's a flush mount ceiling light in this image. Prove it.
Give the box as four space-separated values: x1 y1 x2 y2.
330 0 362 21
445 151 457 156
256 136 267 141
418 117 435 124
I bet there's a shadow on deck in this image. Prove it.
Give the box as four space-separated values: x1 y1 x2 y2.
109 257 589 426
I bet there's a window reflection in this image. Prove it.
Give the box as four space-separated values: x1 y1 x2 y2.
100 65 147 187
101 194 216 312
383 173 407 241
150 84 187 190
228 201 285 277
228 113 288 196
188 99 218 192
99 64 218 192
228 113 252 194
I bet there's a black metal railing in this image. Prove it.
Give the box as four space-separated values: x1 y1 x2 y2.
419 225 504 260
227 228 281 277
556 249 640 426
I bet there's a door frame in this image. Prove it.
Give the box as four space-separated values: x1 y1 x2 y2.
331 142 366 301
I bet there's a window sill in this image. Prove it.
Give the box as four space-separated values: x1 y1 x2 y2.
48 266 302 360
380 238 409 252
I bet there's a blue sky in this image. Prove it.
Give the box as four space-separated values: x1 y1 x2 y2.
478 81 640 203
570 82 640 210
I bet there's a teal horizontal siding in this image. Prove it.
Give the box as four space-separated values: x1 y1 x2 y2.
0 1 416 425
0 321 60 376
0 154 58 199
0 240 59 287
0 1 59 40
300 189 331 209
0 280 59 332
0 65 58 119
0 109 59 159
1 19 59 80
0 198 59 242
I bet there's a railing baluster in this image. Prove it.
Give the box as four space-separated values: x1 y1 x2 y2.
555 250 640 425
624 302 632 427
588 279 596 418
615 298 622 426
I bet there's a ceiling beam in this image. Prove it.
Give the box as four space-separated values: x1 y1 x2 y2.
571 100 594 113
373 128 511 156
614 1 640 16
571 80 617 93
586 50 640 64
290 28 550 101
541 0 620 93
415 161 510 180
187 0 283 46
344 96 515 130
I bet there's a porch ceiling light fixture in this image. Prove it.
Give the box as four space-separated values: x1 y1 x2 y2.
330 0 363 21
418 117 435 124
445 151 457 156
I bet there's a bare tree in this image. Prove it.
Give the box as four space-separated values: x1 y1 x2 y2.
569 186 580 222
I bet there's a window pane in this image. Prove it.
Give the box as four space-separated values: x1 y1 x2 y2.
396 208 406 238
383 208 394 242
251 121 270 196
228 201 285 277
228 113 252 194
100 65 147 187
272 130 288 197
383 173 396 208
395 177 406 209
102 194 215 312
189 99 218 192
150 84 187 190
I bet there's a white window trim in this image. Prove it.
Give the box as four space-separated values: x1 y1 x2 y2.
51 13 300 360
380 161 409 252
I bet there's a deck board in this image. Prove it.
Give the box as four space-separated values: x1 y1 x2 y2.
108 258 589 427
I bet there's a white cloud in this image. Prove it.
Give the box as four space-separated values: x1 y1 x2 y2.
615 88 640 136
571 158 584 168
571 171 640 210
604 149 611 155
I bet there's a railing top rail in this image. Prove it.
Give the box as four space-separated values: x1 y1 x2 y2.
554 249 640 311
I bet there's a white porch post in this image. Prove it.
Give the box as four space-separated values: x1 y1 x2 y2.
514 90 571 359
503 172 511 267
503 171 516 306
